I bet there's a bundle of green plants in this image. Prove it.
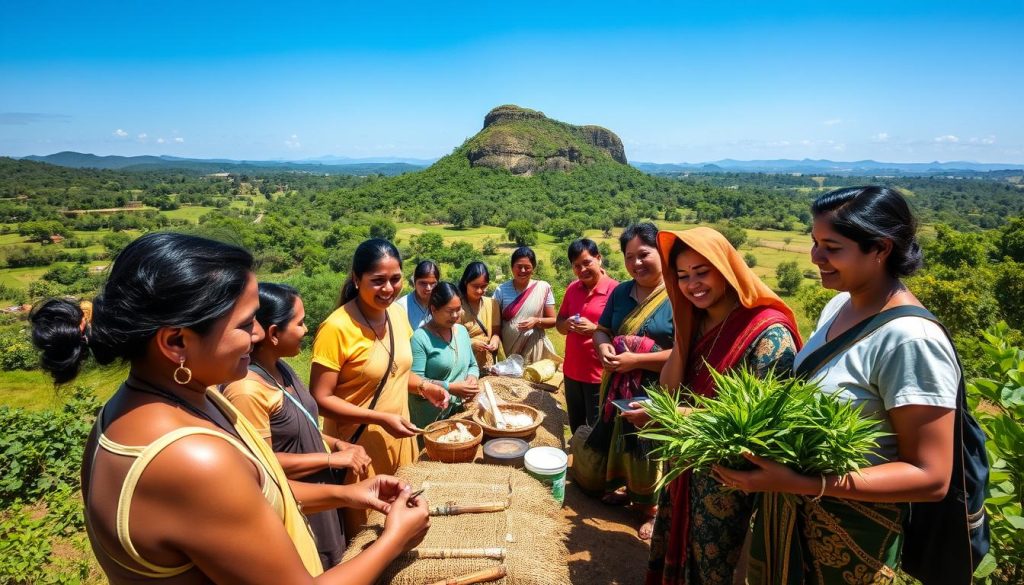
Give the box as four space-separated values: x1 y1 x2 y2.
638 365 887 487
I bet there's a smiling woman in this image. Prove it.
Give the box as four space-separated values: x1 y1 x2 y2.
28 232 429 584
308 238 442 537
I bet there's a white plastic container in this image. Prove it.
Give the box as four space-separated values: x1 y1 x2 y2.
524 446 568 505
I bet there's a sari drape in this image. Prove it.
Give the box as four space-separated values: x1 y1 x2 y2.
499 280 559 365
582 284 670 504
647 227 802 585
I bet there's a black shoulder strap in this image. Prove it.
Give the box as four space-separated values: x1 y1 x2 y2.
347 312 395 446
335 314 396 484
795 305 939 379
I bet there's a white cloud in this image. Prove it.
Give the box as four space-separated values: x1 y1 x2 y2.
823 118 843 126
156 138 166 144
137 133 148 141
174 137 184 143
969 135 996 145
934 135 959 143
872 132 890 143
113 128 128 137
284 134 301 149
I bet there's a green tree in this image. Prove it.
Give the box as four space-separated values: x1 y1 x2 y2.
715 224 748 250
368 218 397 241
410 232 444 262
999 216 1024 263
444 240 477 269
101 232 132 258
795 283 836 322
775 261 803 295
505 220 537 247
743 252 758 268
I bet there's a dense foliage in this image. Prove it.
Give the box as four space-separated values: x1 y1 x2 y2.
0 387 99 583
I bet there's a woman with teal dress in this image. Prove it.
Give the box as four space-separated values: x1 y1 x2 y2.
585 222 675 540
409 282 481 428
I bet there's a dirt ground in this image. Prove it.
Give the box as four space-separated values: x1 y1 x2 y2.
561 471 651 585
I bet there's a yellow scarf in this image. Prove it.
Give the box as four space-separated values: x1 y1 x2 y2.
618 282 668 336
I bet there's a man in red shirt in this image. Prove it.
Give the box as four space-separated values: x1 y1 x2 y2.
556 239 618 432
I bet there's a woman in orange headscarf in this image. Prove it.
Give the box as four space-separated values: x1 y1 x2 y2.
623 227 802 585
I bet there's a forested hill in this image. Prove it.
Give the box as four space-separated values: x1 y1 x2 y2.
284 105 808 233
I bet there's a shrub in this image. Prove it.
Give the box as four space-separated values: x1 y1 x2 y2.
0 330 37 371
744 252 757 268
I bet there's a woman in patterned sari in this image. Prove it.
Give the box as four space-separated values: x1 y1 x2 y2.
626 227 801 585
585 222 674 540
494 246 558 365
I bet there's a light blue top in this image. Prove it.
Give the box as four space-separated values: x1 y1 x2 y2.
793 292 960 463
397 293 431 329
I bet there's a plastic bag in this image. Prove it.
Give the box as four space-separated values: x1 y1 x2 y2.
490 354 525 377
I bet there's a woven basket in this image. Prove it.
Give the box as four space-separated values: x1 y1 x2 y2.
422 420 483 463
472 403 544 439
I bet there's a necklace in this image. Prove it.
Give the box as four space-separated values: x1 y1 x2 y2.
354 302 398 377
123 377 285 495
249 361 322 434
430 322 459 358
124 379 240 440
697 302 741 374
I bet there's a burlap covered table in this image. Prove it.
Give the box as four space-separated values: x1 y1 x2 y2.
342 462 570 585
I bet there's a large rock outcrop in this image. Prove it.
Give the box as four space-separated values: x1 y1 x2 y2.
466 105 627 176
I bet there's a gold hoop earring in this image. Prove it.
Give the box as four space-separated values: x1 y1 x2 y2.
173 357 193 385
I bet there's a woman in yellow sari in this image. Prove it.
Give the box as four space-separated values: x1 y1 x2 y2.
311 238 450 537
458 261 502 371
585 222 674 540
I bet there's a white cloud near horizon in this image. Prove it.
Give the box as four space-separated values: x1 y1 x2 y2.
284 134 301 149
823 118 843 126
113 128 128 137
934 135 960 143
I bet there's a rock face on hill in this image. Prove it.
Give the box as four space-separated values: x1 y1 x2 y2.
466 105 627 176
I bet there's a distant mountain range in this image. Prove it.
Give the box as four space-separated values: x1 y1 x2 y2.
631 158 1024 175
20 152 425 176
19 152 1024 177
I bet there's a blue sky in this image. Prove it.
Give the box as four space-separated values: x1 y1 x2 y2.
2 1 1021 163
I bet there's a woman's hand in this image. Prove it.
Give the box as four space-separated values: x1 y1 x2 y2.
602 350 639 373
598 343 618 370
620 402 651 427
712 452 806 494
379 413 421 438
449 377 480 399
471 338 490 352
568 316 598 338
347 475 409 513
421 383 450 410
516 317 539 331
331 442 371 475
381 486 431 552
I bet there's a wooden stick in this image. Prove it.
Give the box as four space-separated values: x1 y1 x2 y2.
430 501 509 516
483 381 507 429
425 565 507 585
407 547 506 560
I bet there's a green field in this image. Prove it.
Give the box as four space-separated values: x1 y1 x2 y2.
163 205 218 223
